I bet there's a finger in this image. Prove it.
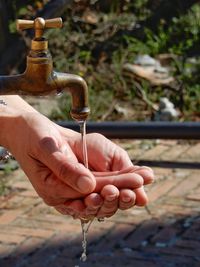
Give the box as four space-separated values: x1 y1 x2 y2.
26 167 82 206
83 193 103 216
93 165 140 177
94 172 143 192
119 189 136 210
90 136 133 171
38 137 96 194
97 185 119 218
54 199 85 216
70 133 133 171
112 146 133 170
56 199 86 218
55 205 77 216
132 166 155 185
84 193 103 209
134 187 148 206
71 133 115 172
43 174 87 204
64 200 97 221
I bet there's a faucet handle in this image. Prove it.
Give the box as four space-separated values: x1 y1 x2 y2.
17 17 63 39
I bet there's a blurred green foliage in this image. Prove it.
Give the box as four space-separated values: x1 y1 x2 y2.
7 1 200 121
9 0 50 32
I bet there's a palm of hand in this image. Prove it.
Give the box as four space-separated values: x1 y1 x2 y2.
9 113 154 220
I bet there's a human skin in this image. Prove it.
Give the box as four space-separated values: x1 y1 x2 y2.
0 96 154 220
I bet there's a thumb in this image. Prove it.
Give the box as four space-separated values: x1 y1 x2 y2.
39 137 96 194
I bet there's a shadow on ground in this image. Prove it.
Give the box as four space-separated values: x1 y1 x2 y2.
1 212 200 267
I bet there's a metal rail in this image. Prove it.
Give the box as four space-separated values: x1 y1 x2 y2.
57 121 200 139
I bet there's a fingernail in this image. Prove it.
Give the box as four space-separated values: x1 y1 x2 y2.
106 195 117 201
77 176 93 193
92 195 103 207
122 197 131 203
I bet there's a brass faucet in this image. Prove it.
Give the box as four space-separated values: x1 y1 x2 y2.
0 17 90 121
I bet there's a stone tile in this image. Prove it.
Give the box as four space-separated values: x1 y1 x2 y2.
0 140 200 267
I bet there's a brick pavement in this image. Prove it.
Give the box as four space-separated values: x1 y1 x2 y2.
0 140 200 267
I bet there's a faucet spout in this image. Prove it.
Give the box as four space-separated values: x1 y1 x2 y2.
53 72 90 121
0 17 90 121
0 69 90 121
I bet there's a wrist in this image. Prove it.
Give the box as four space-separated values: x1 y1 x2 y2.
0 104 21 148
0 96 39 148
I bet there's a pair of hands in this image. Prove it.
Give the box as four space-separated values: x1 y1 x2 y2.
6 111 154 220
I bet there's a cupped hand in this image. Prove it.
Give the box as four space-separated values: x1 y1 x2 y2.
6 111 154 220
6 112 96 206
56 130 154 219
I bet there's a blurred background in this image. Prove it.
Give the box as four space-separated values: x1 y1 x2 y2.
1 2 200 267
0 0 200 122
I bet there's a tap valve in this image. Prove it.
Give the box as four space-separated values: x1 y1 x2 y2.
17 17 63 38
17 17 63 50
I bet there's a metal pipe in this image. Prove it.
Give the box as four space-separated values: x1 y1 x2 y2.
134 160 200 169
57 121 200 139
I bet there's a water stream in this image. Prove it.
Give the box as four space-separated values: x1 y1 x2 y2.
77 120 94 264
79 120 88 169
74 119 149 266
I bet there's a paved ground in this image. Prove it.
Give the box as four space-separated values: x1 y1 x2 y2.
0 139 200 267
